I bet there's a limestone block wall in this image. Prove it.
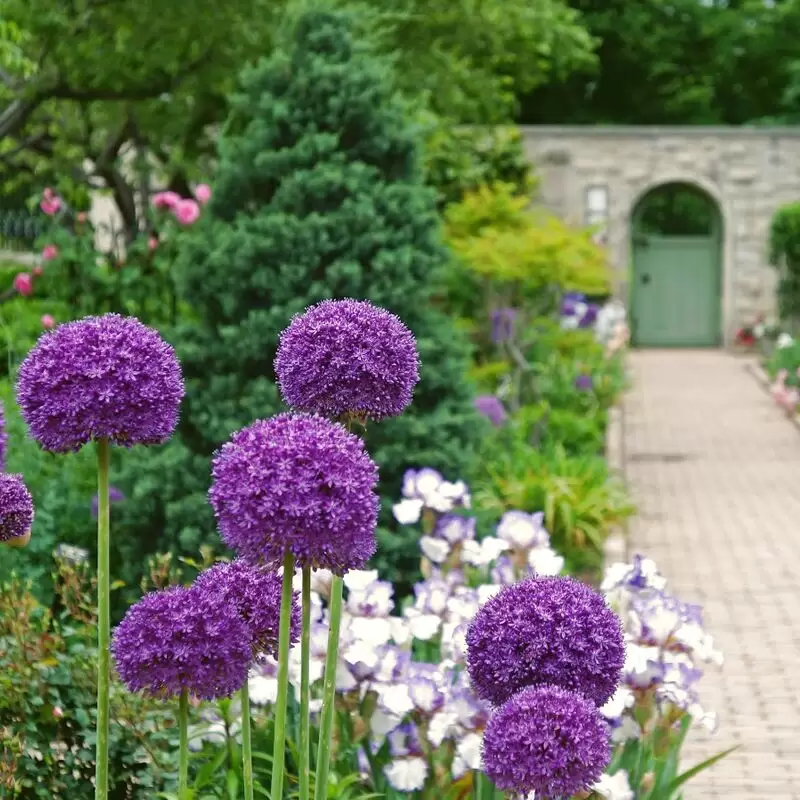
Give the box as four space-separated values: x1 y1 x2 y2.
520 126 800 345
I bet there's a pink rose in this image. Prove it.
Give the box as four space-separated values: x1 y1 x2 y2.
42 245 58 261
148 237 159 251
13 273 32 296
41 314 55 329
174 199 200 225
194 183 212 204
152 191 181 210
40 196 62 216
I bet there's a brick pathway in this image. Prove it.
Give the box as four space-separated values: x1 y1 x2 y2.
624 350 800 799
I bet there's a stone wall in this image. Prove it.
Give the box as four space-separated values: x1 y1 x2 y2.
520 126 800 344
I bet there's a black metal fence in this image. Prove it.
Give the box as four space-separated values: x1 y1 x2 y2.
0 209 45 251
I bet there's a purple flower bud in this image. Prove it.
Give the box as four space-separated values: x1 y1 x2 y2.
482 685 611 798
561 292 585 317
90 486 125 519
466 576 624 707
490 307 517 344
473 395 506 426
15 314 184 453
209 413 379 574
275 299 420 420
193 560 300 658
0 474 34 543
575 374 593 391
112 586 252 700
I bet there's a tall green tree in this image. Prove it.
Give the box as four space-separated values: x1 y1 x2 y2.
115 6 485 592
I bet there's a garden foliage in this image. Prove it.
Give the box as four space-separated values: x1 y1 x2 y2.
769 201 800 330
116 8 483 593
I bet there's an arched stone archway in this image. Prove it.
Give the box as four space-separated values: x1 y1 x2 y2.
629 182 723 346
521 126 792 346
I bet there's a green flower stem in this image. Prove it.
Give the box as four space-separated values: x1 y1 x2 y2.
178 689 189 797
94 437 110 800
270 551 297 800
241 679 254 800
313 574 344 800
299 566 312 800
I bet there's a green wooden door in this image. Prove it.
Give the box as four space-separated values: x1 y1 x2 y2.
631 235 720 347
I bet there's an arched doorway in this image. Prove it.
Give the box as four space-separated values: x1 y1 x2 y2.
630 182 723 347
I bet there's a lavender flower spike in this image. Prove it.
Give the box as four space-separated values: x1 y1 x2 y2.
15 313 184 453
275 299 420 420
466 576 624 707
482 685 611 798
209 413 379 574
0 400 7 471
0 473 34 544
112 585 252 700
194 560 301 658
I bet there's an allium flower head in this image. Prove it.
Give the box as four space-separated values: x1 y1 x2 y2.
0 474 34 543
112 585 252 700
275 299 420 420
210 413 379 574
194 560 300 658
466 576 624 707
482 685 611 798
16 313 184 453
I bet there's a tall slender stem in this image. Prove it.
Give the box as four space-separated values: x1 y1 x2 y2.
94 437 110 800
270 551 296 800
313 574 343 800
298 567 312 800
241 679 254 800
178 689 189 797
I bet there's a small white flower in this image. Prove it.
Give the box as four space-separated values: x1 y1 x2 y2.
384 757 428 792
611 716 641 743
415 468 444 502
497 510 548 549
393 498 424 525
371 707 403 736
477 584 503 606
456 732 483 770
343 570 379 592
248 674 278 705
420 535 451 564
405 610 442 640
600 687 634 720
389 616 411 645
527 547 565 576
426 492 455 514
461 537 508 566
310 568 333 596
427 710 458 747
439 480 470 506
349 616 393 647
777 332 794 349
593 770 634 800
377 683 415 717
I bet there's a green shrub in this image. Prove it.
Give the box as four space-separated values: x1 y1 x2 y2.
422 125 535 209
116 8 484 597
765 339 800 384
769 202 800 329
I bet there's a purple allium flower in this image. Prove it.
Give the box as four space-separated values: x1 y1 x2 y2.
0 401 7 471
209 413 379 574
275 299 420 420
481 685 611 798
90 486 125 519
15 314 184 453
473 395 506 426
490 307 517 344
575 374 593 391
466 576 624 707
112 585 252 700
194 560 300 658
0 473 34 542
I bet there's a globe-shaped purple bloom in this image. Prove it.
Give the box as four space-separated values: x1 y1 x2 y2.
15 313 184 453
112 585 251 700
466 576 624 707
194 560 300 658
209 413 379 574
274 299 420 420
473 395 506 426
0 473 34 543
482 685 611 798
0 400 7 471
